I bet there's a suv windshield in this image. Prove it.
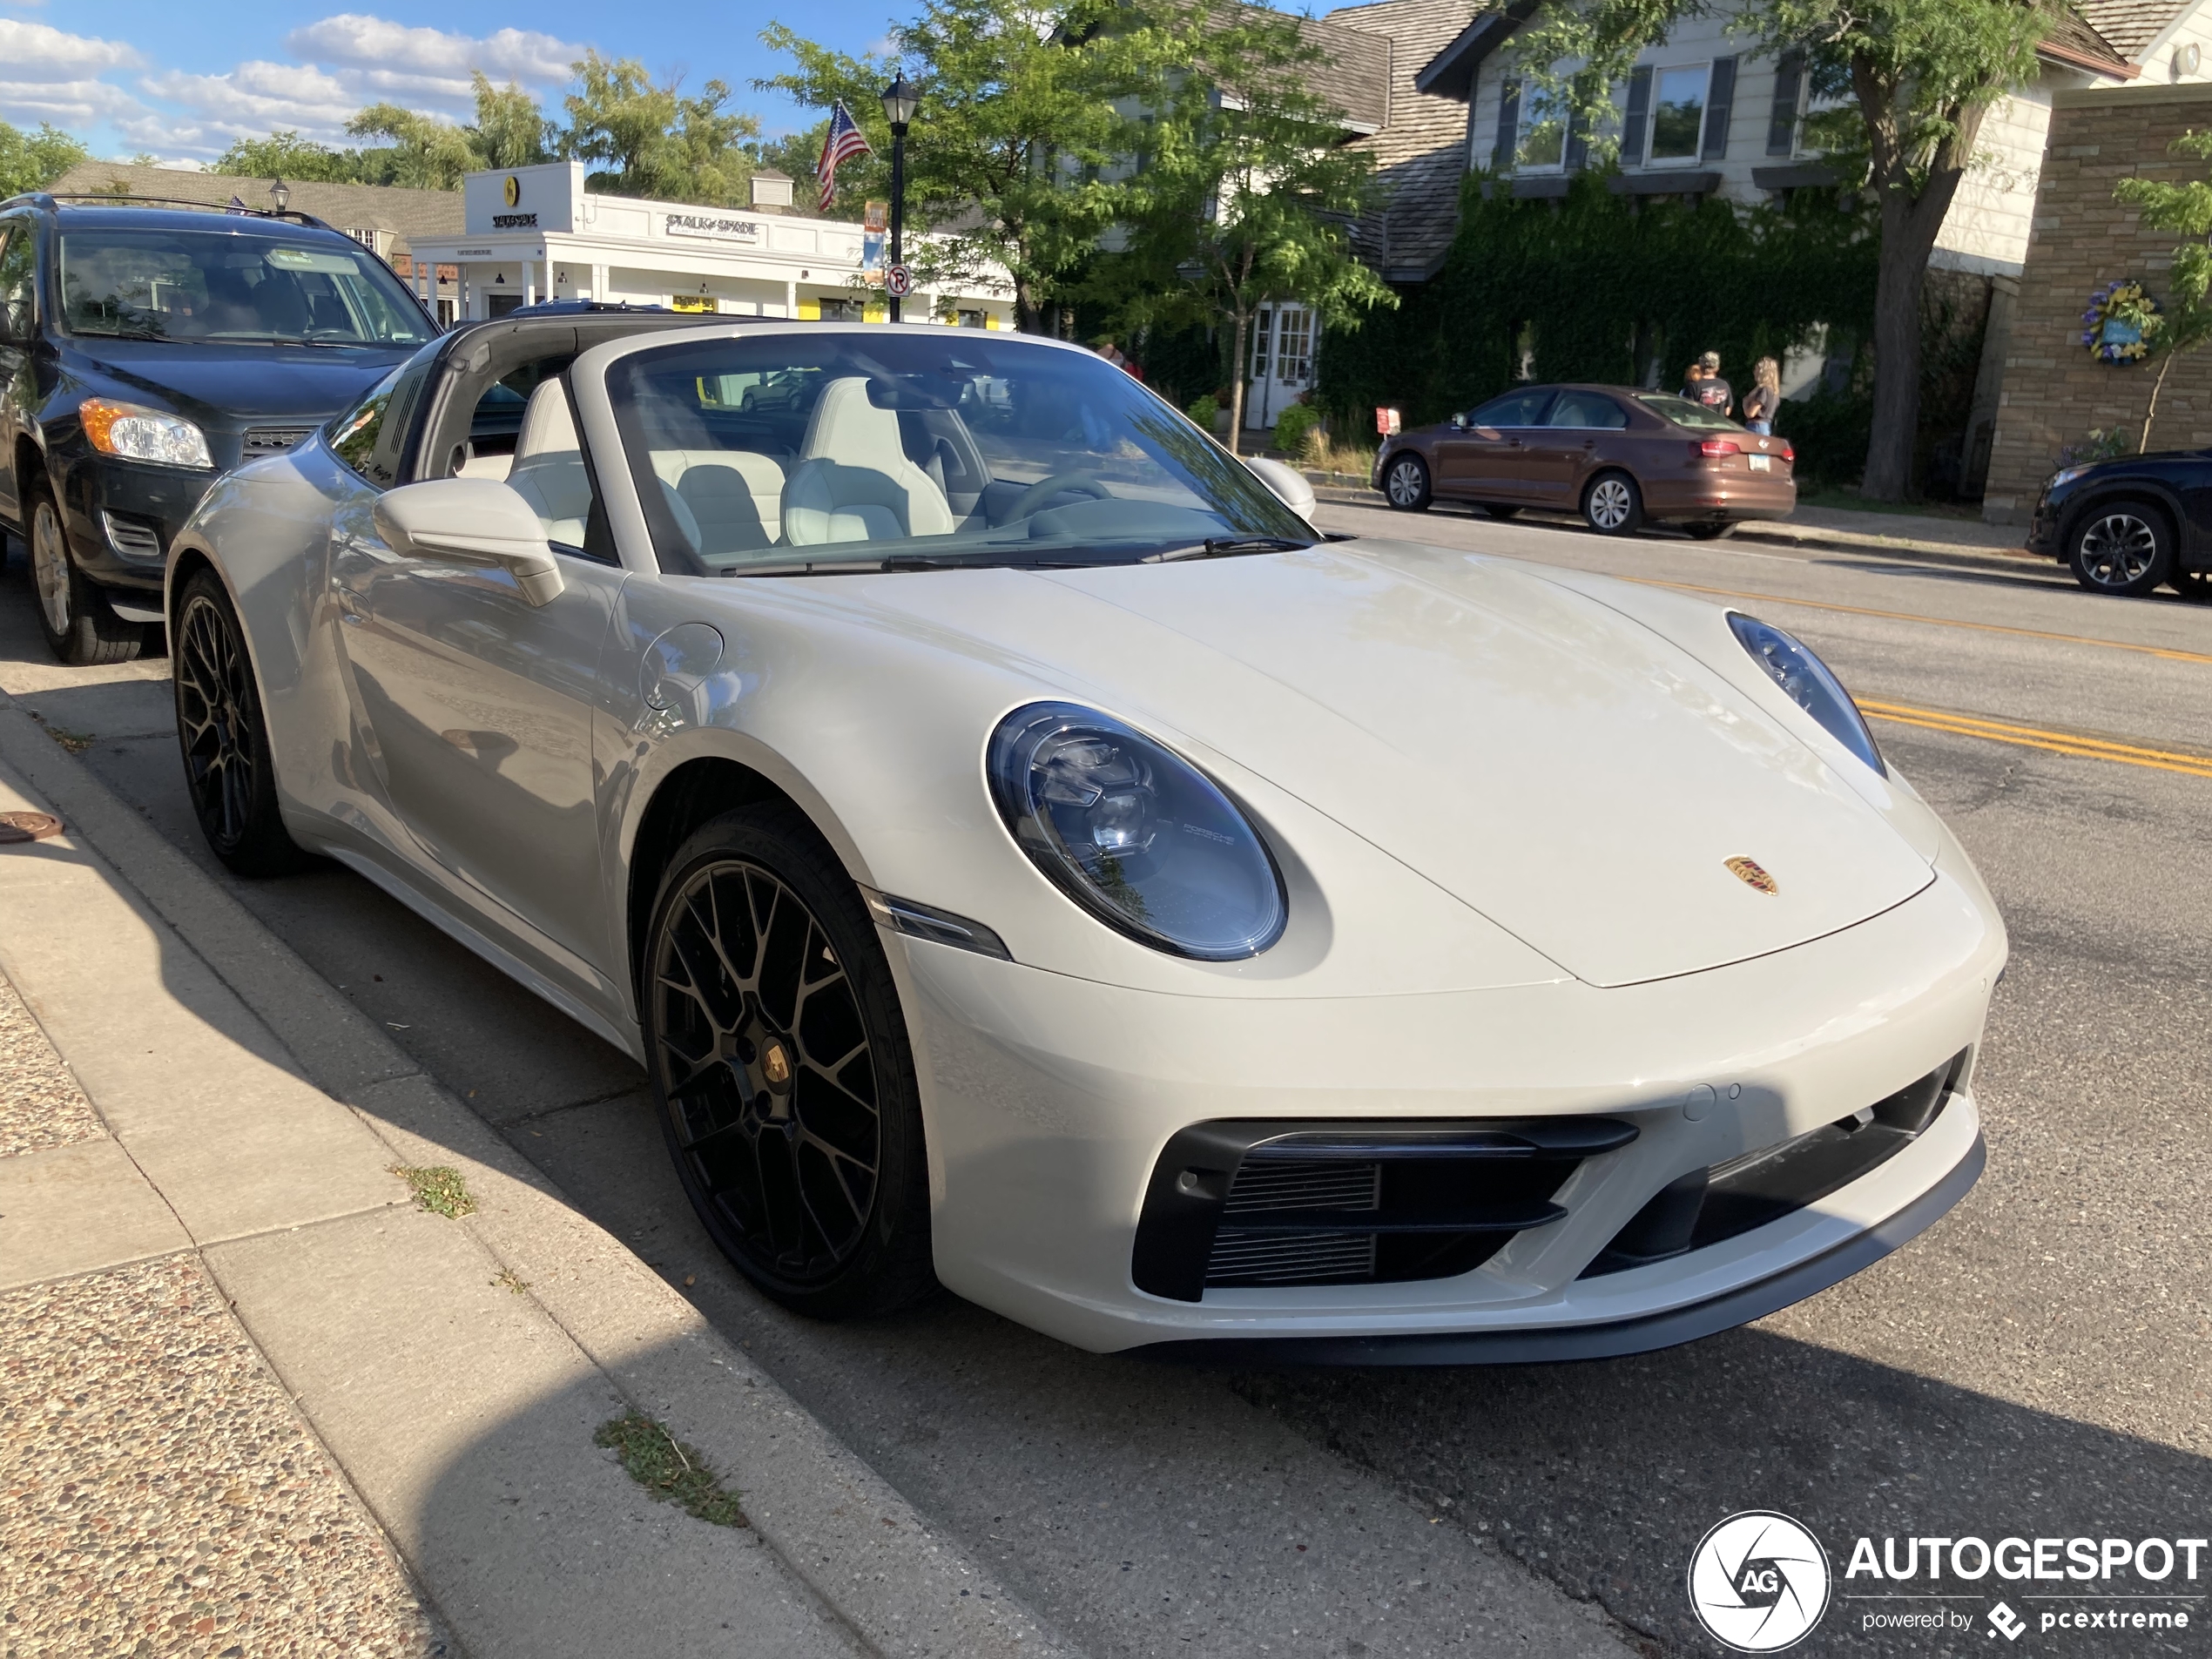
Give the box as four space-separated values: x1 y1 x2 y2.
57 229 434 347
604 332 1312 574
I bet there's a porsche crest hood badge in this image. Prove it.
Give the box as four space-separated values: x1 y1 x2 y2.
1725 856 1779 895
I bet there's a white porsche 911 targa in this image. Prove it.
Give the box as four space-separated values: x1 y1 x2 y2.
164 313 2005 1359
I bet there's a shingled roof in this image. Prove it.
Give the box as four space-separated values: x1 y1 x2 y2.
2072 0 2195 59
1326 0 1487 281
39 162 464 264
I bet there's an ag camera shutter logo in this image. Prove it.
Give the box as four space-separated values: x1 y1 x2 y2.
1688 1511 1833 1651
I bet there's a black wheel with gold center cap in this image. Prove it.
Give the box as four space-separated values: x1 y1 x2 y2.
644 804 935 1317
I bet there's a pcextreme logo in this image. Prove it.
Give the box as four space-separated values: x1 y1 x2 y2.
1689 1511 1833 1652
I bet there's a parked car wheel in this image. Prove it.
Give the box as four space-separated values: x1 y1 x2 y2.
1683 521 1735 541
1382 452 1431 511
28 475 142 666
174 570 309 877
2068 500 2173 596
645 805 937 1319
1480 502 1521 521
1581 471 1644 536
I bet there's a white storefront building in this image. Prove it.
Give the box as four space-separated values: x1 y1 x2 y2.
405 161 1015 329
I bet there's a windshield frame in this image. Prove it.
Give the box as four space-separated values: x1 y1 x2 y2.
53 223 436 349
597 325 1315 578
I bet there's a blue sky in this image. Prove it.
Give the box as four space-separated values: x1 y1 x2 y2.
0 1 898 165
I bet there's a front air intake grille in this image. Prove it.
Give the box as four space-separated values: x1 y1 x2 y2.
242 425 314 458
1134 1117 1638 1302
101 512 162 560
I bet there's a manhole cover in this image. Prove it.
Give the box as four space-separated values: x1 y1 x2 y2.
0 811 63 844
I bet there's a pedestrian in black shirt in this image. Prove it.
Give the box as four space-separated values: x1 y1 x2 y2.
1693 350 1733 418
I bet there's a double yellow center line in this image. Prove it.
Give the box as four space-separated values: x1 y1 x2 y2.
1856 701 2212 780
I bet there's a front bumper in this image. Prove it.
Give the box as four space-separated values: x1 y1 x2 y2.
893 861 2003 1354
51 446 219 594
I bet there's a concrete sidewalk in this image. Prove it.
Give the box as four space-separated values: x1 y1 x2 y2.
0 724 1070 1656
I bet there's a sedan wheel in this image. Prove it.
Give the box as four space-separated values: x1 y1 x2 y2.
2069 501 2172 597
28 479 144 666
647 806 935 1318
1581 471 1644 536
1383 453 1431 511
174 572 307 876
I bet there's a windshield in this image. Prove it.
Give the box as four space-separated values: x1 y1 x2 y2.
57 230 434 347
604 332 1313 574
1635 393 1746 432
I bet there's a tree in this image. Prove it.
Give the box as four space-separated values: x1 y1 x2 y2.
1510 0 2048 500
563 51 758 205
352 74 553 190
0 120 92 198
1105 4 1396 450
212 130 362 182
2114 131 2212 453
759 0 1151 329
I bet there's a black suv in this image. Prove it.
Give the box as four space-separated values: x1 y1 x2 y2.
2029 448 2212 599
0 195 437 662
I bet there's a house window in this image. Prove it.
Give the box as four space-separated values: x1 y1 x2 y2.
1649 65 1710 160
1251 308 1273 381
1520 86 1566 170
1275 308 1312 383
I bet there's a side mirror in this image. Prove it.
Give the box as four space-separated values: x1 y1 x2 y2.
372 479 565 606
1243 454 1316 517
1450 413 1467 429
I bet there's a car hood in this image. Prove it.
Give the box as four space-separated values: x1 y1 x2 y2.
844 540 1933 988
63 337 409 424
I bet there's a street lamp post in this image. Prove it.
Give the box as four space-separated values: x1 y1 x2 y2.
880 76 919 322
268 178 290 214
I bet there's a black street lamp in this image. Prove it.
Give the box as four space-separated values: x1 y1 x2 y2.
880 75 920 322
268 178 290 213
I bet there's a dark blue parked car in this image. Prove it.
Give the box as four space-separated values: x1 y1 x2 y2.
2029 448 2212 599
0 195 436 662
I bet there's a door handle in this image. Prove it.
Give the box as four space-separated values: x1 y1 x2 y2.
1582 440 1596 449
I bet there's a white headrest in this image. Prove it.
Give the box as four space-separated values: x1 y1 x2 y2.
800 377 904 467
516 378 578 460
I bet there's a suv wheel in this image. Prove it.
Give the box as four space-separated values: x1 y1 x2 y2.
27 475 143 665
1581 471 1644 536
2068 500 2173 597
1382 452 1431 511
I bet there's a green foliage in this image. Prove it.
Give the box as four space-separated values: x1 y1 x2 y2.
595 1413 749 1528
1186 392 1222 429
1140 321 1225 410
2114 129 2212 450
2057 426 2133 468
563 52 758 206
1771 386 1871 489
212 130 361 183
0 120 91 198
1271 401 1319 461
392 1165 475 1218
1318 173 1874 428
759 0 1150 323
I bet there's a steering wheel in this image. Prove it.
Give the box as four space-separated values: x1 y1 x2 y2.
998 471 1112 527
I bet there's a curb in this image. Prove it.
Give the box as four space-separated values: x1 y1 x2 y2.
1306 485 2061 583
0 688 1076 1659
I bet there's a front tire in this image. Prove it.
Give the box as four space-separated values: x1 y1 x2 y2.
1581 470 1644 536
2069 499 2173 596
645 805 936 1319
1382 452 1431 511
28 475 142 666
174 570 307 876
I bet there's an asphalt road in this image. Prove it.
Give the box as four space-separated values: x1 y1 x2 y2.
3 502 2206 1659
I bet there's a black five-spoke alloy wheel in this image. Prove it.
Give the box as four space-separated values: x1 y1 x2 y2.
1383 452 1431 511
2068 499 2172 597
174 570 306 876
646 806 934 1318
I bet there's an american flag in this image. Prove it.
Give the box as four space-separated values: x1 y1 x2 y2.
816 100 873 213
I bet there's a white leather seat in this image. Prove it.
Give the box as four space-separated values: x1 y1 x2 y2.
505 380 592 547
782 377 955 545
649 448 785 555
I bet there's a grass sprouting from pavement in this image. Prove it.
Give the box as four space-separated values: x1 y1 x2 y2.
43 725 94 754
393 1164 475 1218
595 1412 749 1527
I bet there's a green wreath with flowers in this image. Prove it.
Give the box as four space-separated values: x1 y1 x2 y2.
2080 279 2160 364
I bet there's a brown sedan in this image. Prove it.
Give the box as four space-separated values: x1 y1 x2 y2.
1372 383 1795 538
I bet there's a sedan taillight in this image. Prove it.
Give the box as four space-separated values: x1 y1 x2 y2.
1695 438 1740 460
1781 442 1796 462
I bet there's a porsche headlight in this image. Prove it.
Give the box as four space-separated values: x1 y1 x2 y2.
80 398 212 469
1729 613 1885 776
988 702 1286 960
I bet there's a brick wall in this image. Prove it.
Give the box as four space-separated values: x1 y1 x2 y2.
1984 82 2212 522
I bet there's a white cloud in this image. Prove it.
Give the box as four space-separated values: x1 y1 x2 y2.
140 61 358 144
284 15 583 89
0 17 140 74
0 75 150 131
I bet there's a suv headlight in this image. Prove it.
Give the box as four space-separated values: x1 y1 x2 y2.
1729 613 1886 776
2047 464 2089 491
988 702 1286 960
79 398 212 469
